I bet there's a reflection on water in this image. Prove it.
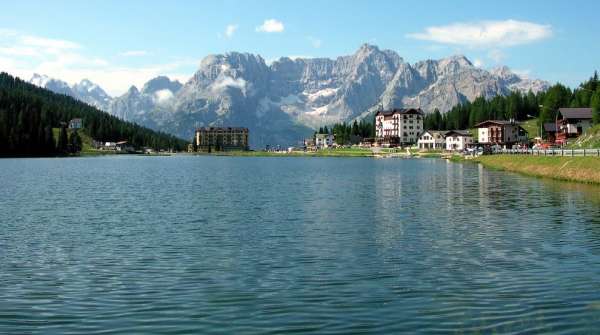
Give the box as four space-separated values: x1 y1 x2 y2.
1 156 600 334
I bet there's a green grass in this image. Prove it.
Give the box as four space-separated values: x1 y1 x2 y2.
520 118 540 138
53 127 115 155
473 155 600 184
567 124 600 149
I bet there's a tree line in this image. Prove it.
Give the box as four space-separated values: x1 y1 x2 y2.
0 72 187 157
423 71 600 131
318 120 375 145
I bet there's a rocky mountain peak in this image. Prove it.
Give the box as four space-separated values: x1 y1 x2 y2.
141 76 182 95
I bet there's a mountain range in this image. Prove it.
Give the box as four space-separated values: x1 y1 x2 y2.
28 44 549 148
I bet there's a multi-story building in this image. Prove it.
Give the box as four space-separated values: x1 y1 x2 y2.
194 127 249 151
375 108 424 146
475 120 528 147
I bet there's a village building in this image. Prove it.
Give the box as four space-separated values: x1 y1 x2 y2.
315 133 335 149
68 118 83 129
543 122 558 143
375 108 424 146
195 127 249 151
303 138 316 151
475 120 528 147
444 130 473 151
417 130 447 150
555 108 593 145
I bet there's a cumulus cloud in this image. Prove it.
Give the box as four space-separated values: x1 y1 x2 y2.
210 76 247 95
0 29 195 96
154 89 174 104
120 50 148 57
256 19 285 33
224 24 238 39
407 19 552 48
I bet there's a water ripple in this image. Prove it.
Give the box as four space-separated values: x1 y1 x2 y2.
1 156 600 334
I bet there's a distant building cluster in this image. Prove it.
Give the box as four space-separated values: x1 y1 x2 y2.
418 130 474 151
194 127 249 151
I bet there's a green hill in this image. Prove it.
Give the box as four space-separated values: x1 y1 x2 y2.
0 72 188 157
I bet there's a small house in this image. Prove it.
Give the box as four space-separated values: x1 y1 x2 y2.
475 120 528 147
555 108 592 145
304 138 316 151
68 118 83 129
417 130 447 150
315 133 335 149
445 130 473 151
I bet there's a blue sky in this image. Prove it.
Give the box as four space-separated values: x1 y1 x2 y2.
0 0 597 95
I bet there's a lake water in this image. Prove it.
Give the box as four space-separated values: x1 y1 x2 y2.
1 156 600 334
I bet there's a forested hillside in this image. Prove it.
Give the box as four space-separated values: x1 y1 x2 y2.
0 72 187 157
423 72 600 130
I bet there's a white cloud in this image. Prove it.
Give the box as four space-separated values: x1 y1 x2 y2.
210 76 247 95
473 58 484 68
307 36 321 48
0 29 195 96
224 24 238 39
256 19 285 33
120 50 148 57
154 89 174 104
20 35 80 50
407 19 552 48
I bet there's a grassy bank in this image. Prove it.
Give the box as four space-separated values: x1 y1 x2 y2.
473 155 600 184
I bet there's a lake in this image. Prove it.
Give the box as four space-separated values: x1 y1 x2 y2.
1 155 600 334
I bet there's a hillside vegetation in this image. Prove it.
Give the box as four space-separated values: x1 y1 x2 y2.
0 72 187 157
569 125 600 149
423 72 600 131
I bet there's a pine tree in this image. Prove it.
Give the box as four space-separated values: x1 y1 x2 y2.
68 130 82 153
57 126 68 153
591 90 600 125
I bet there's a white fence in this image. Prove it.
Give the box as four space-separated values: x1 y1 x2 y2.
494 148 600 157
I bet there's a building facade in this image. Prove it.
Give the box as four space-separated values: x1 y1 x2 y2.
476 120 528 146
418 130 447 150
555 108 592 145
444 130 473 151
375 108 424 146
69 118 83 129
195 127 249 151
315 133 335 149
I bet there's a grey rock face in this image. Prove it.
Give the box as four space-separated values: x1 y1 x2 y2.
72 79 112 110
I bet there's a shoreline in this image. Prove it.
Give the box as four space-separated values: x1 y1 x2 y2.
462 155 600 185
